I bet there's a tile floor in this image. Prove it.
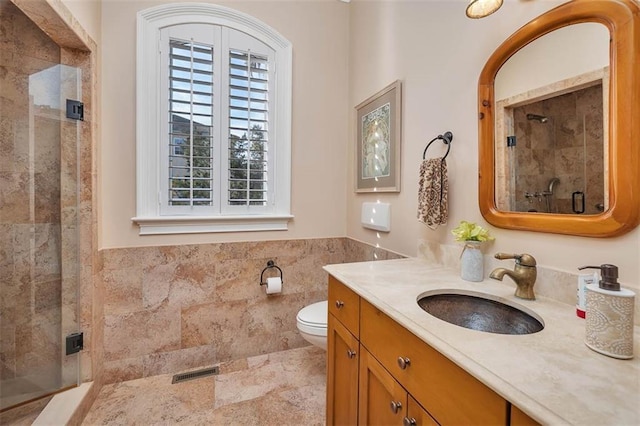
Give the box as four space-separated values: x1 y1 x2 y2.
82 345 326 425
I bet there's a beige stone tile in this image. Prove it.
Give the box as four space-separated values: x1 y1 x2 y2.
32 224 61 282
102 267 142 315
213 257 271 303
104 303 181 362
0 395 51 425
247 293 307 338
96 237 398 379
83 346 326 426
142 344 216 378
180 300 249 350
0 172 30 223
102 357 144 384
142 259 216 309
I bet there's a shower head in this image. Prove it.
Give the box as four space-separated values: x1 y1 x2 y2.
526 113 548 123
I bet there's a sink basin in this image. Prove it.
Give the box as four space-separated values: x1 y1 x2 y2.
417 290 544 335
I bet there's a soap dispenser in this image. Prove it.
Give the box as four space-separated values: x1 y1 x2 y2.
578 264 635 359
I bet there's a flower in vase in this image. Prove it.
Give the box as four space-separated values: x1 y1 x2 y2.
451 220 495 243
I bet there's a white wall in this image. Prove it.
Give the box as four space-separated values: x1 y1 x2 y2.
100 0 349 248
496 23 609 100
346 1 640 290
61 0 102 45
95 0 640 287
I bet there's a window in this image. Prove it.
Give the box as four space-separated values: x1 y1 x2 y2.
134 4 292 235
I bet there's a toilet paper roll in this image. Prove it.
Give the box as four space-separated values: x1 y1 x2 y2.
265 277 282 295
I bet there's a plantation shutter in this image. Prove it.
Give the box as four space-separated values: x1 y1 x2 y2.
227 49 269 206
136 5 292 233
158 24 276 216
168 38 215 207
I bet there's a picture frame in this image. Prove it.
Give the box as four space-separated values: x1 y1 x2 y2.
355 80 402 193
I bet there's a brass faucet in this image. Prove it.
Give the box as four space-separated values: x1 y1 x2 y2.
489 253 537 300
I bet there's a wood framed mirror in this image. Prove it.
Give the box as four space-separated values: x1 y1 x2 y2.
478 0 640 237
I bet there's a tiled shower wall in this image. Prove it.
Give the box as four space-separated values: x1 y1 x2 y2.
99 238 403 384
0 0 66 397
513 83 604 214
1 0 97 416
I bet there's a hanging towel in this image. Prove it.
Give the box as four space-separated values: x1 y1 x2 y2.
417 157 448 229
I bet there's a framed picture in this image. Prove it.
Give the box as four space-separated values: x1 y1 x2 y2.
355 80 402 193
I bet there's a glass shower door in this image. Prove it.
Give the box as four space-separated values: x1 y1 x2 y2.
0 59 81 410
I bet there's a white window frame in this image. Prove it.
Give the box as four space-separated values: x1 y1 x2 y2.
133 3 293 235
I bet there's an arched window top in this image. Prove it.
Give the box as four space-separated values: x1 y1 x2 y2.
137 2 292 51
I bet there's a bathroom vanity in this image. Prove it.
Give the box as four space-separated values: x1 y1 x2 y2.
324 258 640 425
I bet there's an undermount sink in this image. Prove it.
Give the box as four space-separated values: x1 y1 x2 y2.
417 290 544 335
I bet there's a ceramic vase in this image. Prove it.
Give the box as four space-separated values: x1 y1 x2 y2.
461 241 483 282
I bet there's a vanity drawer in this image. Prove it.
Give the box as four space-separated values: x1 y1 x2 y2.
328 276 360 337
360 299 508 426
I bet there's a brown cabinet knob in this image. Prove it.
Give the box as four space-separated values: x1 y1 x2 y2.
403 417 417 426
397 356 411 369
390 401 403 414
335 300 344 309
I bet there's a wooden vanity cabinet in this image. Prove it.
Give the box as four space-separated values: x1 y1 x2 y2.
327 314 359 425
360 300 508 425
359 347 437 426
326 277 360 425
511 406 541 426
328 275 360 335
327 276 512 426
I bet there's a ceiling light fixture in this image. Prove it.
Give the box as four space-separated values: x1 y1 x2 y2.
466 0 503 18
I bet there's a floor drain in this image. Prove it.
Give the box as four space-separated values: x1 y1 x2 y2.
171 366 219 384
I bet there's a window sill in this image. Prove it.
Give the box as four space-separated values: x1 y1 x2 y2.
131 214 294 235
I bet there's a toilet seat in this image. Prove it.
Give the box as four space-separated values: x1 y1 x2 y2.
296 301 327 337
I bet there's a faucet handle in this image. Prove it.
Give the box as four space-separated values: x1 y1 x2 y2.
494 253 537 267
494 253 516 260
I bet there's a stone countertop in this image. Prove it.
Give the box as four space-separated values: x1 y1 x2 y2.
324 258 640 426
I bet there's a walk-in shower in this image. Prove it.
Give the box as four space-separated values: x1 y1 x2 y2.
508 83 604 214
1 0 82 417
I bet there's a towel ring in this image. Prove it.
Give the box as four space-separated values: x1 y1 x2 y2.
260 260 283 286
422 131 454 160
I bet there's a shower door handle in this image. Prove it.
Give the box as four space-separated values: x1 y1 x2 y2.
572 191 585 214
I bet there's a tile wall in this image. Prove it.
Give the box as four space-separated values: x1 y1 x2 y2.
0 0 66 402
0 0 96 414
513 84 604 214
99 238 404 384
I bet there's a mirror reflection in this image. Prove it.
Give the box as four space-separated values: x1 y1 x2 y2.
493 23 609 215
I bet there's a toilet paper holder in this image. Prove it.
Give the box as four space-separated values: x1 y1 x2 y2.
260 260 284 286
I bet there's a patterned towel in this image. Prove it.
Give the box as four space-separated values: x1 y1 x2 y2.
417 158 448 229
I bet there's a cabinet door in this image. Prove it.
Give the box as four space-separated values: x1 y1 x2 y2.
511 405 540 426
405 396 438 426
358 347 407 425
327 313 359 426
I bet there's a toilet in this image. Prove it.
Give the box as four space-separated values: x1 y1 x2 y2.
296 300 328 350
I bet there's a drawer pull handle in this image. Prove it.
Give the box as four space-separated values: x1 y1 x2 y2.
397 356 411 369
335 300 345 309
347 349 356 359
403 417 417 426
390 401 403 414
